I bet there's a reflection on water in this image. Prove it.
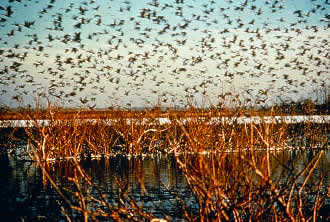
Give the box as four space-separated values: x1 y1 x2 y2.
0 150 329 221
271 150 329 188
0 155 62 221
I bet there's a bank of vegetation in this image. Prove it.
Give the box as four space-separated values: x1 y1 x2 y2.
0 101 329 221
0 100 327 161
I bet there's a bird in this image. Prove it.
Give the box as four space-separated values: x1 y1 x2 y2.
0 0 328 110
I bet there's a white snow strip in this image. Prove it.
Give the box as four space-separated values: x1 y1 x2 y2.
0 115 329 128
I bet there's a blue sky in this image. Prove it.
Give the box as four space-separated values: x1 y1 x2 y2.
0 0 329 108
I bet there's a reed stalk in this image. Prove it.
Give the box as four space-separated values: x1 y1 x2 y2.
2 100 321 161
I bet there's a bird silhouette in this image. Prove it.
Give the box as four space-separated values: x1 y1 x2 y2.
0 0 328 108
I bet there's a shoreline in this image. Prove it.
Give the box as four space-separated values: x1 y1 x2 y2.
7 144 330 162
1 115 329 128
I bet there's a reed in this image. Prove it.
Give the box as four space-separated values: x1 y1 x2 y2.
33 154 174 221
109 110 168 155
1 100 322 161
165 107 292 155
23 103 122 161
31 145 329 221
13 101 326 221
173 149 329 221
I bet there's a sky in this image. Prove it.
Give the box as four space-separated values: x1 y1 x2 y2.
0 0 329 109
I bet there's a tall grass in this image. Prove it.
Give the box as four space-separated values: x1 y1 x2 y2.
175 150 329 221
24 105 119 161
5 101 323 161
2 101 326 221
33 149 329 221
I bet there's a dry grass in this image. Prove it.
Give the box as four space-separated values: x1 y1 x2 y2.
0 101 321 161
7 101 325 221
174 150 329 221
34 157 156 222
32 148 329 221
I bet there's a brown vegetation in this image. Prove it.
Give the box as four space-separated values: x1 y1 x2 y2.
0 102 323 161
33 148 329 221
1 102 328 221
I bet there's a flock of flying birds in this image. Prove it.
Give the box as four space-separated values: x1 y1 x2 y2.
0 0 329 109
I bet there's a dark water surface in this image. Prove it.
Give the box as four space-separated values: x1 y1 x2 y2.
0 150 329 221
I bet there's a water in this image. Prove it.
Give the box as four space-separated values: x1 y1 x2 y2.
0 154 195 221
0 150 329 221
